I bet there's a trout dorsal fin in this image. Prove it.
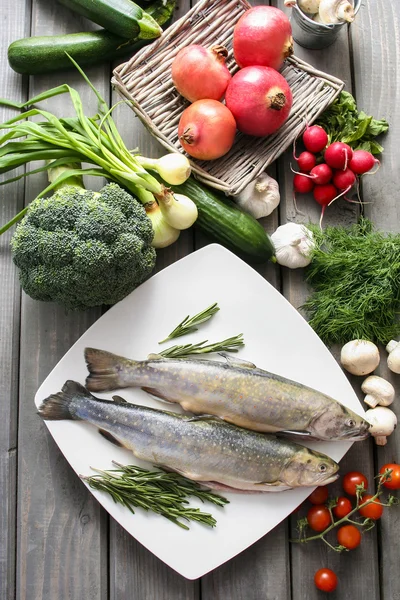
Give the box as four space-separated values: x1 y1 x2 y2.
218 353 257 369
112 395 128 405
186 414 226 423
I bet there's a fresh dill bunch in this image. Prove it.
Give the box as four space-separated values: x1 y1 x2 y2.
302 218 400 346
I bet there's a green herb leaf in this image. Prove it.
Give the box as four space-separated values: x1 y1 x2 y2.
316 92 389 154
302 218 400 345
82 462 228 529
159 302 220 343
158 334 245 358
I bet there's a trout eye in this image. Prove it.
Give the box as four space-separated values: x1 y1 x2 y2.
319 463 328 473
346 418 356 428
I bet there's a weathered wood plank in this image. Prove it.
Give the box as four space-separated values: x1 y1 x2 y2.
273 3 380 599
0 2 31 598
108 1 198 596
351 4 400 600
15 3 109 599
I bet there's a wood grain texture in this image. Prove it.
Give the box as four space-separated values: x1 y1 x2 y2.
108 1 198 597
15 2 109 599
273 3 380 599
0 2 31 598
351 4 400 600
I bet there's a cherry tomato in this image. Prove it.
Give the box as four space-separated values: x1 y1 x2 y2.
333 497 352 519
307 505 331 532
337 524 362 549
308 486 329 505
314 568 338 593
380 463 400 490
342 471 368 496
359 494 383 520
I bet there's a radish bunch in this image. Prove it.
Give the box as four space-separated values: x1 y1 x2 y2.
293 125 380 227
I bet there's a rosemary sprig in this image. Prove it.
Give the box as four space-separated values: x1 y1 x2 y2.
159 334 245 359
159 302 220 343
81 462 229 530
292 469 399 551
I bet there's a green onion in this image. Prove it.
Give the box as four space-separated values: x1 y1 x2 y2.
0 56 194 235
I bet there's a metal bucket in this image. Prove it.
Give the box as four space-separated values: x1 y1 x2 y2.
290 0 362 50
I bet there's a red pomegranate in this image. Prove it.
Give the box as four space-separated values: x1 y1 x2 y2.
225 66 292 137
233 6 294 70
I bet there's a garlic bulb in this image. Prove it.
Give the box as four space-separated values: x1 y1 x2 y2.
318 0 355 24
270 223 315 269
340 340 380 376
234 172 280 219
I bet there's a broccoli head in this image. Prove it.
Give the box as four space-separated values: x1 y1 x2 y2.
11 182 156 310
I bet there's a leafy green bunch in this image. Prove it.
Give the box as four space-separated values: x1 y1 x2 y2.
316 91 389 155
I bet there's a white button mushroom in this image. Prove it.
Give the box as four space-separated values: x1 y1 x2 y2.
386 340 400 374
365 406 397 446
361 376 395 408
340 340 380 376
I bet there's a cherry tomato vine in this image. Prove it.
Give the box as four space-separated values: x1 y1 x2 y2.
292 468 399 553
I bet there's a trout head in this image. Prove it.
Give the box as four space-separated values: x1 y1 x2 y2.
308 405 370 442
280 447 339 488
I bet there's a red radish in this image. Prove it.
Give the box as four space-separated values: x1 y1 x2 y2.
333 167 356 191
324 142 353 170
225 66 292 137
303 125 328 153
294 173 314 193
349 149 380 174
233 6 293 70
313 183 338 228
296 151 317 172
178 99 236 160
291 162 333 185
171 44 232 102
310 163 333 185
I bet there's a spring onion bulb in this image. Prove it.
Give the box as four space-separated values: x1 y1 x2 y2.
145 202 180 248
137 153 191 185
156 190 198 230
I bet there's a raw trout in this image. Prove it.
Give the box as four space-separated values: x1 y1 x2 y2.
38 380 339 492
84 348 370 442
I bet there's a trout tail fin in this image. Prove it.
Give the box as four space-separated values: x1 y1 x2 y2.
85 347 135 392
37 380 91 420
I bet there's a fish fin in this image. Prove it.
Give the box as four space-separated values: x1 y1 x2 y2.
278 430 312 439
147 353 163 360
85 347 133 392
141 387 175 404
37 380 91 421
112 395 128 405
98 429 124 447
218 353 256 369
185 414 225 423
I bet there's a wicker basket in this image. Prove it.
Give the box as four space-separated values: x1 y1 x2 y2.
112 0 344 196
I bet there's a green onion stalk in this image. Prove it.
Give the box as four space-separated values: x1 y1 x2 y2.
0 55 197 246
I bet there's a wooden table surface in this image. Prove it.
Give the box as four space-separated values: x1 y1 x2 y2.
1 0 399 598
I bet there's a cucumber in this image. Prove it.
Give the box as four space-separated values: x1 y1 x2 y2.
57 0 162 40
171 177 276 264
8 0 175 75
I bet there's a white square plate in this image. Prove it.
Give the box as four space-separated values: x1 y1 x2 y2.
34 244 365 580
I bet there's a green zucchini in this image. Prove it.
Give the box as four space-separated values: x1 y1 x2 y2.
57 0 162 40
8 0 175 75
171 177 276 264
